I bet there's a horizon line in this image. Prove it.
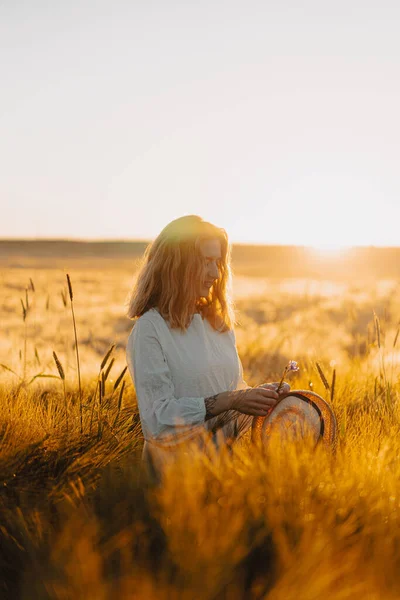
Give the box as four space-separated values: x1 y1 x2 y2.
0 237 400 250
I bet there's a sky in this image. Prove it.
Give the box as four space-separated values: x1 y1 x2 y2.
1 0 400 247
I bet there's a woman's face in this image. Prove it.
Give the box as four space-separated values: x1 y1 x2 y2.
199 238 222 297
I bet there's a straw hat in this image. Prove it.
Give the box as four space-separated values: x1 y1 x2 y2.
251 390 338 448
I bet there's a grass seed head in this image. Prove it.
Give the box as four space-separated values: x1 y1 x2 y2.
104 358 115 381
53 351 65 380
374 311 381 348
114 366 128 392
118 380 126 411
316 361 330 391
66 273 73 301
100 344 116 371
330 369 336 403
61 289 67 308
20 299 27 322
393 326 399 349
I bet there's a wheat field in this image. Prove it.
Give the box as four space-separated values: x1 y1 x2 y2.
1 243 400 599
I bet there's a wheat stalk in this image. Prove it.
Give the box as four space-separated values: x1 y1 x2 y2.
374 311 388 398
53 351 68 432
100 344 116 371
108 365 128 407
89 380 99 434
104 358 115 382
390 322 400 388
113 366 127 393
374 311 381 349
61 288 67 308
316 362 330 391
330 369 336 403
66 274 83 435
113 380 126 428
0 364 22 381
20 295 28 382
87 344 117 433
393 325 400 349
34 347 41 366
98 373 106 439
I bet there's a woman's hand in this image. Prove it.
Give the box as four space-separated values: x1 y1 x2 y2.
229 386 280 416
204 382 291 420
257 381 291 396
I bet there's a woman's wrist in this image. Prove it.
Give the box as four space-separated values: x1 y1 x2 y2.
204 391 233 420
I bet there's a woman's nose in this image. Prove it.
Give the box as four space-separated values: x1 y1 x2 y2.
208 262 219 279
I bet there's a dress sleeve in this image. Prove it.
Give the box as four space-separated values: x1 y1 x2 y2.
126 317 206 443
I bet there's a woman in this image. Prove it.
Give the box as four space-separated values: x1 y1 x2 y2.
126 215 289 475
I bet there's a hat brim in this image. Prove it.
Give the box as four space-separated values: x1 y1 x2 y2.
251 390 338 448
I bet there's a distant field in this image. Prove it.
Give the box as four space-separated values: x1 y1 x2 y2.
2 239 400 279
2 241 400 384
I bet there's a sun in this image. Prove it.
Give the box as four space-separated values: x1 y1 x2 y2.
308 243 352 257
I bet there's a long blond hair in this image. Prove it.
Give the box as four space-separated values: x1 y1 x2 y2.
127 215 236 332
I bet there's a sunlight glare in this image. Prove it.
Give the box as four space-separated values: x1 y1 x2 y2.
309 243 352 257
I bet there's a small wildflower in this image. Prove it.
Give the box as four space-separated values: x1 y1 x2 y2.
276 359 300 394
287 360 299 372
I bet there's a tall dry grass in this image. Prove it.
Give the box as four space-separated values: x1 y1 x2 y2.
1 258 400 598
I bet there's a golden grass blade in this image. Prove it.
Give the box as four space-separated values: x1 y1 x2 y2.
117 379 125 412
330 369 336 403
20 299 27 322
66 273 82 434
0 364 22 380
34 347 41 366
27 373 60 385
101 372 106 400
113 380 126 428
316 362 330 391
103 358 115 382
113 366 127 392
61 289 67 308
393 326 399 349
100 344 116 371
374 311 381 348
89 380 99 434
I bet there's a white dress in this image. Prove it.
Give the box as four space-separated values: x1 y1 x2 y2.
126 308 251 468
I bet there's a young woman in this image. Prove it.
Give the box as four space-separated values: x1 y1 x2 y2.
126 215 289 473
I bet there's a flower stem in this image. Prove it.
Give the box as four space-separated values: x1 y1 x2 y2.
276 367 288 394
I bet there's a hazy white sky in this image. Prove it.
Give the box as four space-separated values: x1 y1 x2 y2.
1 0 400 246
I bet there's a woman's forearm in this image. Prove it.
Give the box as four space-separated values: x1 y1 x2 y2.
204 391 234 421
